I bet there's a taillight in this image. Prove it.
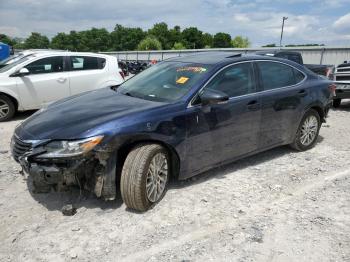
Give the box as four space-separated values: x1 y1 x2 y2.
329 83 336 97
119 71 125 80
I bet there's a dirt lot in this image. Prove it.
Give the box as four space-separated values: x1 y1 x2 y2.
0 103 350 262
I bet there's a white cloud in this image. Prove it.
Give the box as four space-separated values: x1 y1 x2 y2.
333 13 350 33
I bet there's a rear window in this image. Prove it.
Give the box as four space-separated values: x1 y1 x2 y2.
70 56 106 71
257 61 305 91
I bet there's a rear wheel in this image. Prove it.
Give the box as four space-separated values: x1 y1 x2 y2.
333 98 341 108
120 144 169 211
290 109 321 151
0 95 15 122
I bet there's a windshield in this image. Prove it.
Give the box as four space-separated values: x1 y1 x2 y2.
118 61 212 102
0 55 34 73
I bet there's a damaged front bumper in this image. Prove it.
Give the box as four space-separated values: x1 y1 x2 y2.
12 136 117 200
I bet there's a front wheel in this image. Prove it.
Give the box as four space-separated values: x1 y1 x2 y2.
290 109 321 151
120 144 169 211
0 95 15 122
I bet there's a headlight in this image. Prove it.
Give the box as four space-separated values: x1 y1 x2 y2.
37 135 104 158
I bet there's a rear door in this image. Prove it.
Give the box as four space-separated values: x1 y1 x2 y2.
67 55 107 95
16 55 70 109
256 61 308 149
185 62 261 175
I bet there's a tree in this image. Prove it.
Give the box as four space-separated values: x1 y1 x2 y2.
50 32 72 50
285 44 325 47
81 28 111 51
24 32 50 49
168 26 182 49
0 34 16 46
182 27 204 49
111 24 146 51
262 43 277 47
148 22 171 50
137 36 162 50
231 36 250 48
202 33 213 48
172 42 186 50
213 32 231 48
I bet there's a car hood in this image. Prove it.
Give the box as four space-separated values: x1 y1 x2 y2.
15 87 166 140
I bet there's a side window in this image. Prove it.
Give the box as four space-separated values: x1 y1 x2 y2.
204 63 255 98
25 56 64 74
70 56 106 71
294 69 305 83
257 61 304 91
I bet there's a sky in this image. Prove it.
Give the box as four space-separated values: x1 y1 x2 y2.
0 0 350 47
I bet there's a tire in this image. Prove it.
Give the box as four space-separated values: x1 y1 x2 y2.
333 98 341 108
290 109 321 151
0 95 15 122
120 144 170 211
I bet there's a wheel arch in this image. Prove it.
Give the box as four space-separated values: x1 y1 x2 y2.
0 91 19 111
116 139 181 180
309 105 325 123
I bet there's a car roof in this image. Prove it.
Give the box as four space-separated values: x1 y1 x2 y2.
164 52 299 67
26 51 112 59
166 52 243 65
255 50 300 56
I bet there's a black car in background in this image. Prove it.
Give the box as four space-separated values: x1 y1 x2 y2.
11 53 334 211
256 50 334 78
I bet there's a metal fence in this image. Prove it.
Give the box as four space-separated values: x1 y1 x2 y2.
102 46 350 66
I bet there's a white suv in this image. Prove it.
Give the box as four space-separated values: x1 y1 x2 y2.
0 52 124 121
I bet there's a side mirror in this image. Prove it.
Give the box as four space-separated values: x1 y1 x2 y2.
199 89 229 106
10 68 30 77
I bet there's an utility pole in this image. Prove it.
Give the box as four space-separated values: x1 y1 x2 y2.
280 16 288 48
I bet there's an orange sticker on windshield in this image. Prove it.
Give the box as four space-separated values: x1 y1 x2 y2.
176 77 189 84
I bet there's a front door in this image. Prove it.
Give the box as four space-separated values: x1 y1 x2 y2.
16 56 70 109
184 62 261 176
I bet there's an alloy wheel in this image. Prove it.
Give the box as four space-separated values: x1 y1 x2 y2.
300 115 319 146
146 152 168 203
0 99 10 119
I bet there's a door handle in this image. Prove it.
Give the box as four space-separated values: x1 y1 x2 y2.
247 100 260 110
57 77 67 83
297 90 307 97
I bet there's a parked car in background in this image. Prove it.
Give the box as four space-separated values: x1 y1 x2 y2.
332 61 350 107
11 53 333 211
0 52 124 121
256 50 334 78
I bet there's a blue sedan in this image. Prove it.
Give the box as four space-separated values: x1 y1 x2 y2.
12 53 334 211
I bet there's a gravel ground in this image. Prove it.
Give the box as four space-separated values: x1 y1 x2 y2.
0 102 350 262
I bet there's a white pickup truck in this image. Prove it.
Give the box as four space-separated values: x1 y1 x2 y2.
333 61 350 108
0 51 124 121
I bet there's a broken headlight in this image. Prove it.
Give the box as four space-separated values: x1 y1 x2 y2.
37 135 104 158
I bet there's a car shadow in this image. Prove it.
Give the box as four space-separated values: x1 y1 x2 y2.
168 145 294 190
27 141 324 213
332 99 350 112
27 177 123 212
12 110 37 121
